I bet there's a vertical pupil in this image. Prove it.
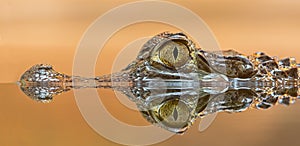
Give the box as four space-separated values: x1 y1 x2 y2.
173 46 179 60
173 107 178 121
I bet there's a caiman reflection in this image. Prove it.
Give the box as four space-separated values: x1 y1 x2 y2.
19 32 300 133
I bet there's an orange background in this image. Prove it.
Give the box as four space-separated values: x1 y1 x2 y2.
1 0 300 146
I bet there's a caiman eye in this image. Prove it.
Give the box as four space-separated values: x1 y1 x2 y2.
156 99 190 128
158 41 189 68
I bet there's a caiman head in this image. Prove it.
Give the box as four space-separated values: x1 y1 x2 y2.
19 32 299 134
121 32 257 133
125 32 257 84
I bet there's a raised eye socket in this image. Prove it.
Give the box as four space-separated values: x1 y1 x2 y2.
158 40 189 68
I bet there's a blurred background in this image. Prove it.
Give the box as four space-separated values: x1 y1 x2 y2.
1 0 300 146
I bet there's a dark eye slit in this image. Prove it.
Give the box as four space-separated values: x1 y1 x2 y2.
173 108 179 121
173 46 179 60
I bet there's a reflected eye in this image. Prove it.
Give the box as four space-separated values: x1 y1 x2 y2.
159 41 190 68
157 99 190 128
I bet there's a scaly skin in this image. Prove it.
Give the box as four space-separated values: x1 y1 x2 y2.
19 32 300 133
